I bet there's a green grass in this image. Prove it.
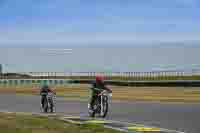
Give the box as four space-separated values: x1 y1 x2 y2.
0 112 121 133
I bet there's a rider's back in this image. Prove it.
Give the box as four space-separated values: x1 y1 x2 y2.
40 85 51 95
90 81 110 94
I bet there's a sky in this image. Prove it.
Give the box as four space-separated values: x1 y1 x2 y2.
0 1 200 72
0 0 200 46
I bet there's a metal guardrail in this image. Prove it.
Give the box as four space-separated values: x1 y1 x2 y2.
74 80 200 87
0 79 72 85
2 70 199 77
1 79 200 87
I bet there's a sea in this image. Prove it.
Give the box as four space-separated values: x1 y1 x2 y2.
0 45 200 73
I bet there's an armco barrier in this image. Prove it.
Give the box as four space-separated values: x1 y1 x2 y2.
0 79 200 87
70 79 200 87
0 79 73 85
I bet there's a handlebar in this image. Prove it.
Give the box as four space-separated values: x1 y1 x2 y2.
48 92 56 95
98 90 112 96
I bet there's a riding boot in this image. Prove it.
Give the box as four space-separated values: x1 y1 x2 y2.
41 95 46 108
89 95 96 111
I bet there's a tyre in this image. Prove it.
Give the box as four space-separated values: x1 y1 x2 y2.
102 96 108 118
43 99 48 113
49 98 54 113
88 110 95 117
88 99 99 117
102 102 108 118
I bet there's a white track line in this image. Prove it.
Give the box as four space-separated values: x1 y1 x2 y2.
93 118 186 133
104 125 129 133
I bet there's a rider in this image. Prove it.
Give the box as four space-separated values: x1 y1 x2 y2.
40 84 55 108
89 75 112 112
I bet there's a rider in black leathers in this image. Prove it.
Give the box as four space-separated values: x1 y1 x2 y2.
40 85 55 108
89 75 112 112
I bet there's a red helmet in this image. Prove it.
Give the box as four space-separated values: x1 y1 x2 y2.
95 75 104 82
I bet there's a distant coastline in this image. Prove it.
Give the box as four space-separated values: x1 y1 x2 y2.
0 45 200 72
0 41 200 48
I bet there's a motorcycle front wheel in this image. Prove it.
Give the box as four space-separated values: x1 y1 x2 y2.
48 98 54 113
43 100 48 113
101 98 108 118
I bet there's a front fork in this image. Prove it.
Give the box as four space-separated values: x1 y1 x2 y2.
88 95 104 115
100 95 103 116
47 97 52 108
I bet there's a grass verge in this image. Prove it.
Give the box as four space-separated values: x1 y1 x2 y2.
0 112 121 133
1 84 200 103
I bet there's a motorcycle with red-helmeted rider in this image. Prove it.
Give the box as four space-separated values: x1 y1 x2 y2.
88 75 112 118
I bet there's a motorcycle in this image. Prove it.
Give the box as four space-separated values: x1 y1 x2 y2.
41 92 56 113
88 90 112 118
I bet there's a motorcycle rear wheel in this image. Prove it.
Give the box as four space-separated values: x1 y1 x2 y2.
43 101 48 113
88 100 99 117
102 101 108 118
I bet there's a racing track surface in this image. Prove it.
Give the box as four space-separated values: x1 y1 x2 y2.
0 94 200 133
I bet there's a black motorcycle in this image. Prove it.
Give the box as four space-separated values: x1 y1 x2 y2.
88 90 112 118
41 92 56 113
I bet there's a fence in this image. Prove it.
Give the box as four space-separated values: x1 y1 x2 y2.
25 71 189 77
1 70 200 81
0 79 72 85
1 79 200 87
22 70 200 77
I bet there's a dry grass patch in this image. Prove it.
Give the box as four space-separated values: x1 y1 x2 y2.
110 86 200 102
1 84 200 103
